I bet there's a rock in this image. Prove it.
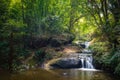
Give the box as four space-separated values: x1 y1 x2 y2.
80 43 85 48
49 58 81 69
49 38 61 47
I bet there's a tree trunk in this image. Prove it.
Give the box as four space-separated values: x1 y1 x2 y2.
8 32 14 72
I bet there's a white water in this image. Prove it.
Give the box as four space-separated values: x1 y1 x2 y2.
80 55 94 69
81 58 84 68
80 41 94 69
67 51 94 69
82 41 92 53
84 42 90 48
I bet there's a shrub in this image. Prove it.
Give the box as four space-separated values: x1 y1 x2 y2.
34 50 46 63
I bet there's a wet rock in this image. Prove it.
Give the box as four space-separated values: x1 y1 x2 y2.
80 43 85 48
50 58 81 69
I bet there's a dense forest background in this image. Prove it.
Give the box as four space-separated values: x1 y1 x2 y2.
0 0 120 76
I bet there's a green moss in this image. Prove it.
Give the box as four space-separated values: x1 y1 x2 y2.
34 49 46 63
115 63 120 76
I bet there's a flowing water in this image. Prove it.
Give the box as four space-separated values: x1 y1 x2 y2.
66 41 94 69
80 41 94 69
79 54 94 69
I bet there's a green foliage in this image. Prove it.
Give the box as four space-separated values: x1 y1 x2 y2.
0 41 9 69
0 0 10 70
90 42 109 53
87 0 120 49
109 50 120 69
40 15 65 34
34 50 46 63
92 41 120 75
45 53 53 60
93 47 111 68
87 1 120 75
115 63 120 76
17 49 30 59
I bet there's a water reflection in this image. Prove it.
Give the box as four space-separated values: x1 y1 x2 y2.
0 68 119 80
51 69 119 80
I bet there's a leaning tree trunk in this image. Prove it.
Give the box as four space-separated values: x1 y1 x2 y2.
8 32 14 72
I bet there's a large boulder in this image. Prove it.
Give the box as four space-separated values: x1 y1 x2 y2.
48 58 81 69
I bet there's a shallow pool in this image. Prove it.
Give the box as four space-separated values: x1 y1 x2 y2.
0 68 119 80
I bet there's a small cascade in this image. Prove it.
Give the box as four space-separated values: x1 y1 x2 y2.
67 52 94 69
82 41 91 53
85 56 94 69
80 55 94 69
84 42 90 48
81 58 84 68
49 41 95 69
80 41 94 69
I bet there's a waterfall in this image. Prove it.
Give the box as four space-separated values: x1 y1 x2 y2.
80 55 94 69
82 41 91 53
85 56 94 69
80 41 94 69
54 41 95 69
84 42 90 48
81 58 84 68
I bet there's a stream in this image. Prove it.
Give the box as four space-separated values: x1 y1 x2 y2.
0 42 119 80
0 68 119 80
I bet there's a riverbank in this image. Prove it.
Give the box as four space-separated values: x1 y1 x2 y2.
10 34 82 72
90 41 120 77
